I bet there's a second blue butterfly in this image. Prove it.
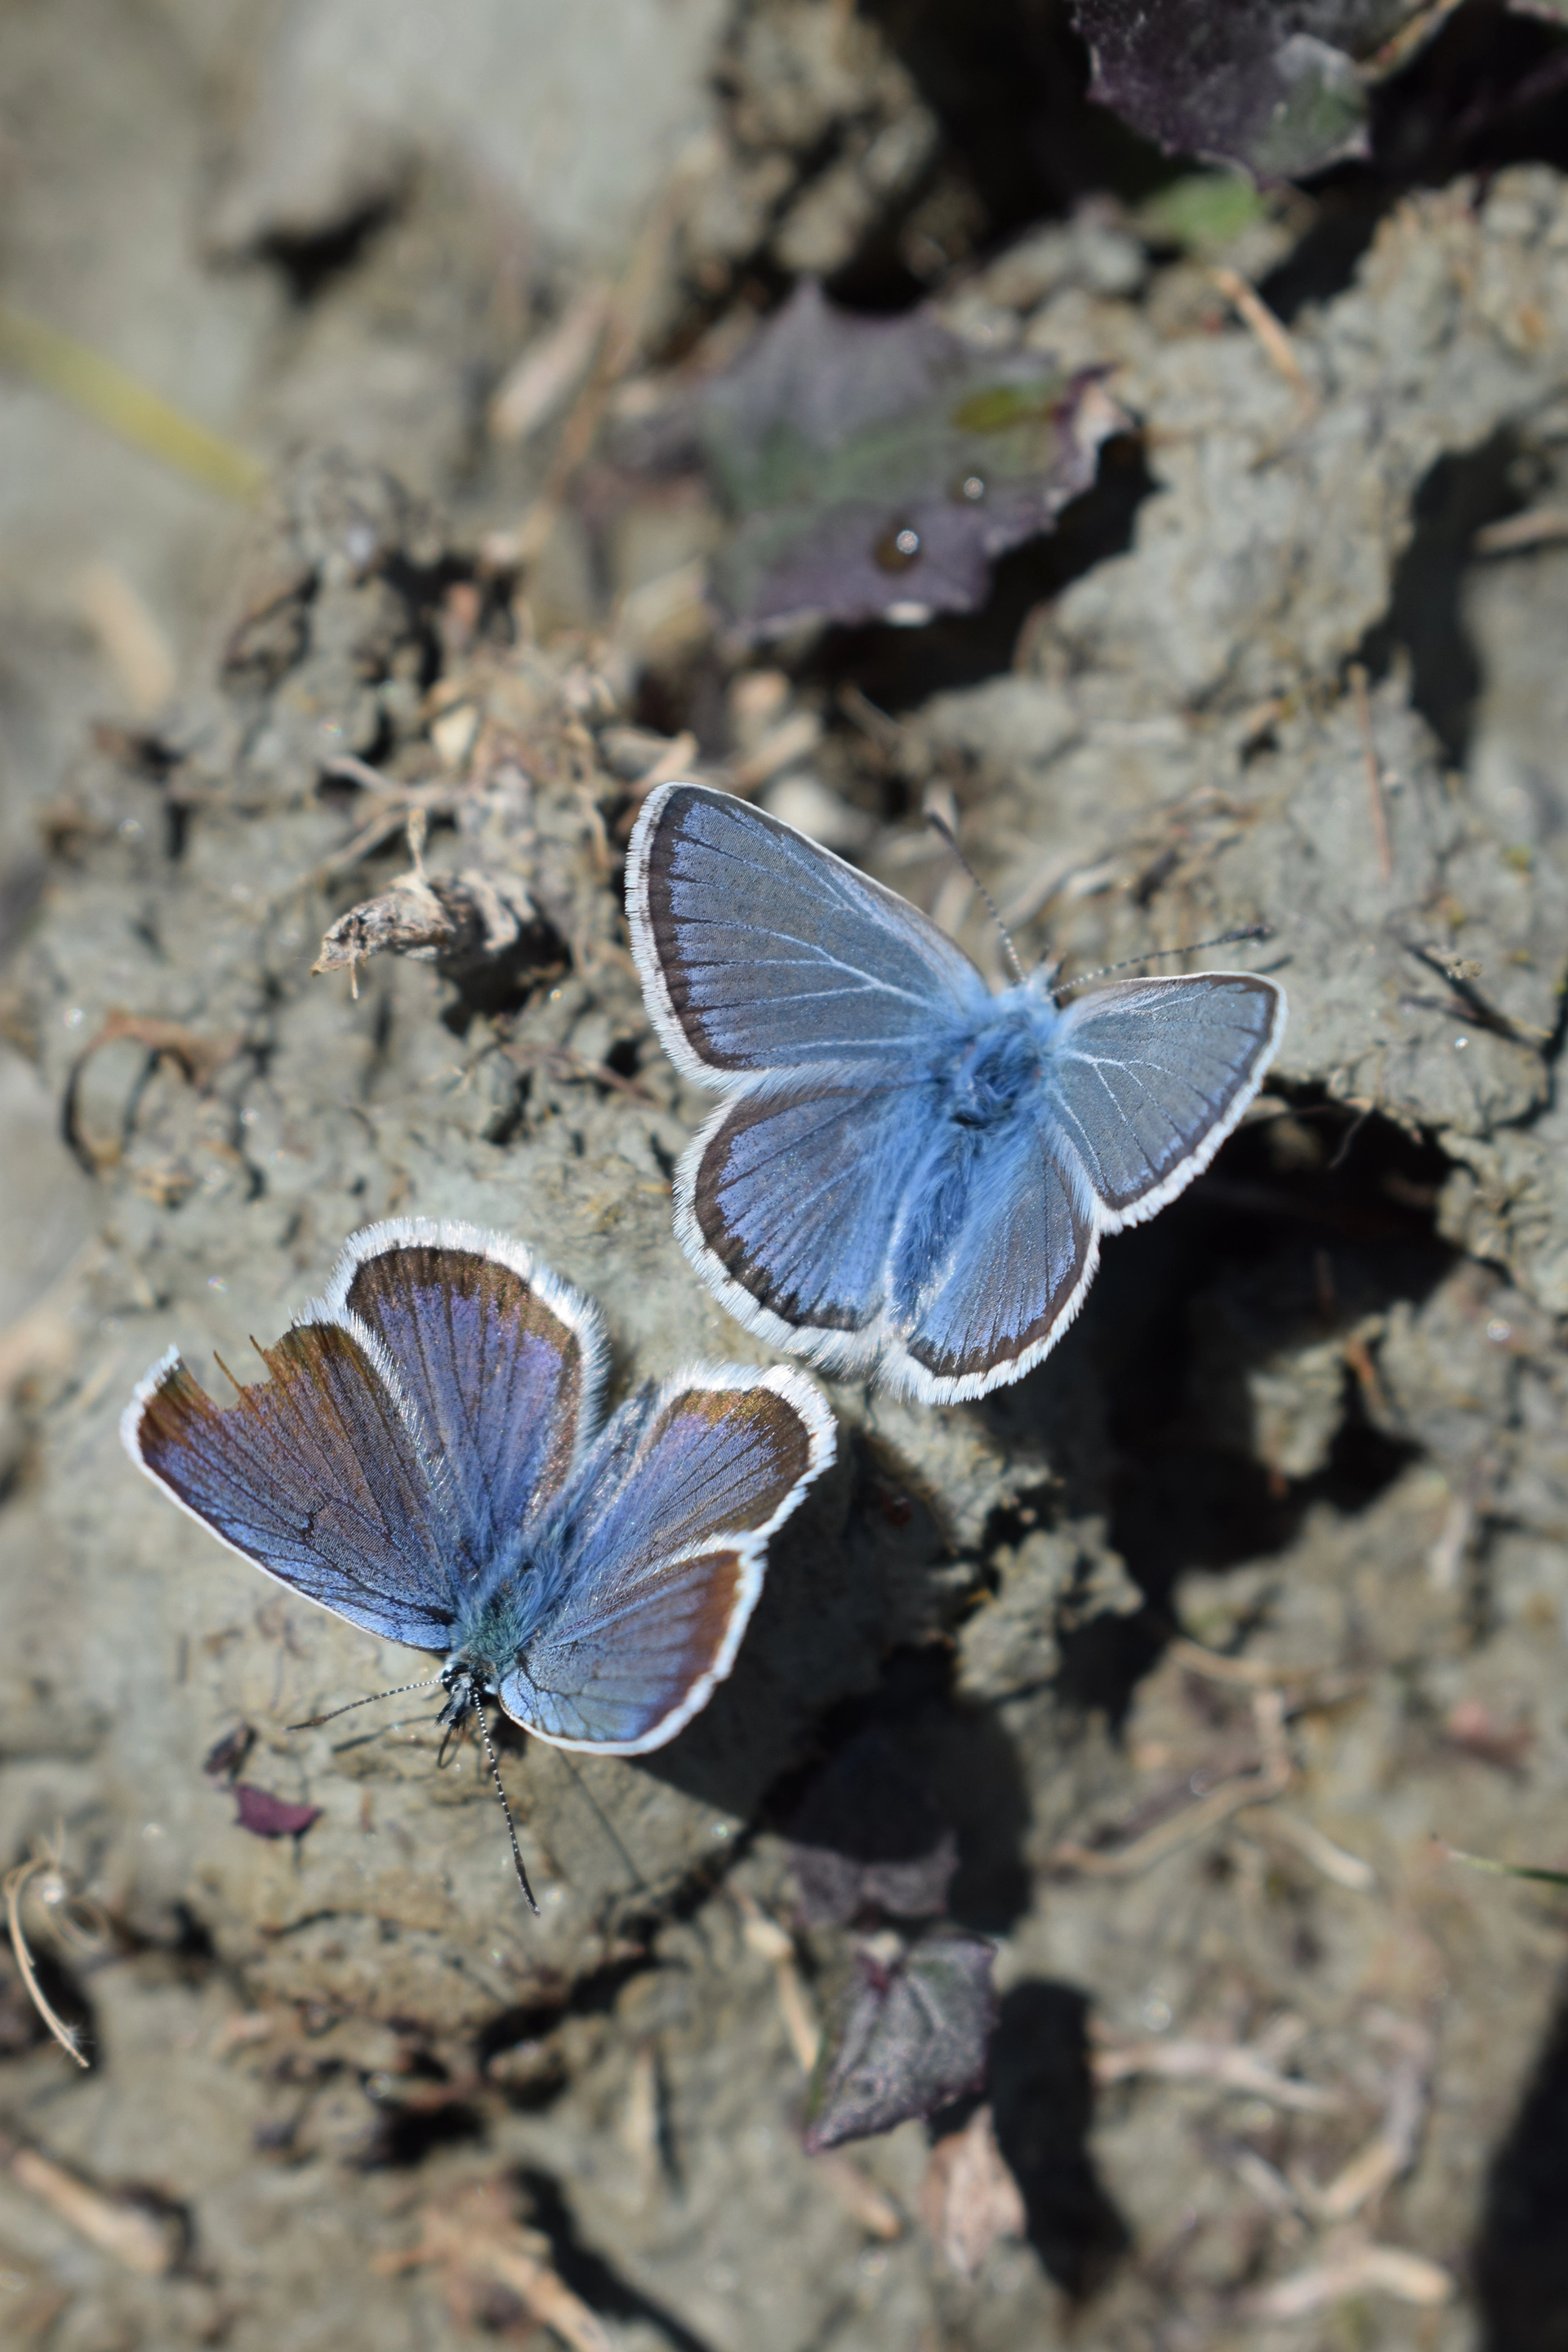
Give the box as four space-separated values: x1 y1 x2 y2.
628 783 1285 1403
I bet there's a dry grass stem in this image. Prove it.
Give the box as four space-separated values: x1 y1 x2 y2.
1247 2231 1454 2317
1347 663 1394 884
1209 268 1309 396
1053 1688 1291 1878
3 1842 91 2068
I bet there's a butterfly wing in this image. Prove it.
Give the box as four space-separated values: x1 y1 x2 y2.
318 1219 606 1566
122 1322 461 1648
627 781 988 1080
880 1107 1100 1402
1045 973 1285 1224
679 1074 922 1371
495 1367 835 1753
872 971 1285 1401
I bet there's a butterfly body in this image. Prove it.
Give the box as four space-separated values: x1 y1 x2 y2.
124 1220 835 1768
629 782 1286 1402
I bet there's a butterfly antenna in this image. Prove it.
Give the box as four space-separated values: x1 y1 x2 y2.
925 809 1026 986
473 1697 538 1914
287 1676 443 1732
552 1748 646 1891
1052 924 1272 1000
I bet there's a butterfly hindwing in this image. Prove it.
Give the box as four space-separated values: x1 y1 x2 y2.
1046 973 1286 1222
497 1367 835 1752
684 1073 919 1356
888 1108 1098 1399
323 1219 606 1567
122 1321 460 1647
628 781 987 1079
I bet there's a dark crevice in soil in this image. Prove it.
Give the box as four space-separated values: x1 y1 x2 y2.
1359 428 1539 765
256 198 404 305
987 1102 1453 1731
355 2096 486 2170
763 1645 1035 1938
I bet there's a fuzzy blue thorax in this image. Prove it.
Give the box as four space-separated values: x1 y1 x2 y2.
935 988 1061 1132
444 1518 577 1689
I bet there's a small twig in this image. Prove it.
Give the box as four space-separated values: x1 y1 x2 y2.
1235 1806 1377 1892
0 2132 180 2274
4 1843 91 2067
1347 663 1393 884
1092 2029 1343 2114
505 1040 657 1108
1245 2231 1453 2317
375 2182 612 2352
626 731 698 797
733 1892 821 2070
1343 1330 1389 1422
1209 267 1310 399
1473 505 1568 556
1052 1688 1290 1879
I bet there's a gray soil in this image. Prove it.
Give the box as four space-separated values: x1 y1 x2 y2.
3 7 1568 2350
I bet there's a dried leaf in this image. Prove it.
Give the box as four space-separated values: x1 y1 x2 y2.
1071 2 1432 180
920 2105 1026 2278
697 281 1126 637
233 1784 322 1839
314 866 564 1004
802 1928 996 2154
786 1730 958 1927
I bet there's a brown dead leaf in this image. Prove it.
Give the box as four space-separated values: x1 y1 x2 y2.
920 2105 1025 2280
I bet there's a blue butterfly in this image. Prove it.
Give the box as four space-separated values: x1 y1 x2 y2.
628 784 1285 1404
122 1218 835 1904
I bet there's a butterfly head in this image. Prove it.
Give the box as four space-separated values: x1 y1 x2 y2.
437 1655 493 1729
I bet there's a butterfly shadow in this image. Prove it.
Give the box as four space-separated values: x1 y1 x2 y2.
1472 1976 1568 2352
972 1105 1454 1726
629 1432 962 1833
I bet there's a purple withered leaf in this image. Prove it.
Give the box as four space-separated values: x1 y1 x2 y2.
697 280 1126 637
1071 2 1430 180
234 1783 322 1839
802 1927 996 2154
786 1730 958 1927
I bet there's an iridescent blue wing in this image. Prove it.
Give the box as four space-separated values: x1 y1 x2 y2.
1045 973 1285 1224
319 1220 606 1568
875 972 1286 1401
882 1110 1099 1402
122 1322 461 1648
496 1369 835 1753
678 1075 922 1373
627 781 988 1079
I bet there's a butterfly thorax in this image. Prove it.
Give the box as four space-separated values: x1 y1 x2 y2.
445 1535 573 1698
941 996 1058 1130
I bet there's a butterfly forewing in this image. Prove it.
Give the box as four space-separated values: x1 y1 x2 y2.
689 1075 916 1343
630 782 987 1078
1048 973 1285 1220
124 1321 461 1648
326 1220 605 1567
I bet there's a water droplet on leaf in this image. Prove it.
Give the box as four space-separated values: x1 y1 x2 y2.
874 523 922 572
